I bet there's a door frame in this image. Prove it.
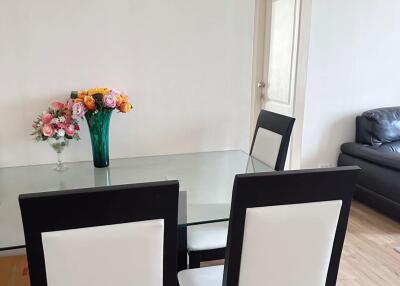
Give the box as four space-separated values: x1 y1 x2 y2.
249 0 312 169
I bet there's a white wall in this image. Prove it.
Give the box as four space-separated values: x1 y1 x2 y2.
301 0 400 168
0 0 255 167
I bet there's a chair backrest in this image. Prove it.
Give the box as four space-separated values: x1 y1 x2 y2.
223 167 360 286
19 181 179 286
250 110 295 170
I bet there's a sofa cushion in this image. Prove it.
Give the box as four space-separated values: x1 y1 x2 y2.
379 141 400 153
341 143 400 171
356 107 400 146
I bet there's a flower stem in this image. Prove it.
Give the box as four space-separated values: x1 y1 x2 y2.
57 152 62 168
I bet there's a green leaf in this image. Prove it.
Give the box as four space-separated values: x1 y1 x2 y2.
71 90 78 99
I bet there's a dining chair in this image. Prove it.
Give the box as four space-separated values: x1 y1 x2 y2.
178 166 360 286
19 181 179 286
187 110 295 268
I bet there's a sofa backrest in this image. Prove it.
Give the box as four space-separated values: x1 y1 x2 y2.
356 107 400 146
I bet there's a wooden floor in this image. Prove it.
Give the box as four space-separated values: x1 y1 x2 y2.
1 201 399 286
336 201 400 285
0 255 29 286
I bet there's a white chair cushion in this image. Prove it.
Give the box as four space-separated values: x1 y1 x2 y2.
239 200 342 286
187 221 228 251
252 127 283 168
178 265 223 286
41 219 164 286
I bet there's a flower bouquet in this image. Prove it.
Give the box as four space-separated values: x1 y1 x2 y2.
32 101 81 171
70 87 133 168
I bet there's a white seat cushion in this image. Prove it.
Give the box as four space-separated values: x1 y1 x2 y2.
187 222 228 251
178 265 223 286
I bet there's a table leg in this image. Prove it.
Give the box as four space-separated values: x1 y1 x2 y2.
177 226 187 273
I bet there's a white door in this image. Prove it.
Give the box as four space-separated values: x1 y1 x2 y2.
250 0 311 169
262 0 299 116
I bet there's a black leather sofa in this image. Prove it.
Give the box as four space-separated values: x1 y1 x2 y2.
338 107 400 221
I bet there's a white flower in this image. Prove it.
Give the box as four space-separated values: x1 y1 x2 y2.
57 129 65 137
51 118 59 124
58 116 66 123
72 102 86 119
110 88 121 97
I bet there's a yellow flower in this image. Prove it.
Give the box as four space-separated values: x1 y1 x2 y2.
87 87 110 97
118 102 133 113
84 96 96 111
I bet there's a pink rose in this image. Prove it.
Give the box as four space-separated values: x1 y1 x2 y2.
102 94 117 108
66 99 74 111
51 101 65 110
65 125 75 137
42 124 55 137
72 102 86 119
56 123 67 130
42 113 53 124
64 114 72 125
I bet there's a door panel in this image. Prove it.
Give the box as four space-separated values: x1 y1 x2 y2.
263 0 299 117
261 0 300 169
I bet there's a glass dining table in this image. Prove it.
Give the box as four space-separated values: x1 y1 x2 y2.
0 150 273 270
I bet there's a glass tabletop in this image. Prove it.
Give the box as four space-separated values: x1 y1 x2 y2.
0 150 273 251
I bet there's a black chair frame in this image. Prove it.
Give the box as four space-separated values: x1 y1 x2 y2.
250 109 295 171
223 166 360 286
188 110 295 268
19 181 179 286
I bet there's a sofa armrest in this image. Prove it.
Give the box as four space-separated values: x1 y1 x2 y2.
341 143 400 171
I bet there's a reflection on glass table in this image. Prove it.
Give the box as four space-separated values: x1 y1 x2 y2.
0 150 273 251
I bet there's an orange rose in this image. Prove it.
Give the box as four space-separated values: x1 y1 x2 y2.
116 95 129 107
78 91 87 99
118 102 132 113
84 96 96 111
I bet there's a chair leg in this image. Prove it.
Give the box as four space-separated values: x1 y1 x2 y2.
177 227 188 272
188 251 202 269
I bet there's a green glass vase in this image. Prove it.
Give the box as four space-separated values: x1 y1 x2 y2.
85 109 113 168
